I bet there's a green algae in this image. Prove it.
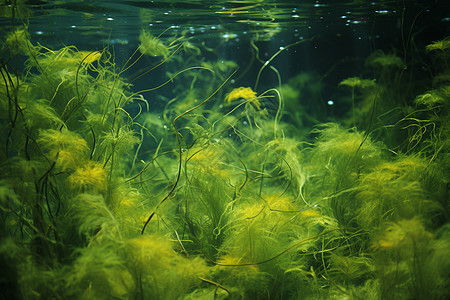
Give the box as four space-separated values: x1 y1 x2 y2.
0 10 449 300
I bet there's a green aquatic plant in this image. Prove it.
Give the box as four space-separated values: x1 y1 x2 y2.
370 217 449 300
69 192 122 243
0 0 31 18
365 50 405 110
1 9 450 299
222 86 282 140
425 225 450 298
68 162 107 192
265 137 306 203
124 235 210 299
356 155 433 231
3 26 38 56
425 37 450 52
366 50 404 69
20 47 104 125
339 77 377 126
214 210 338 298
182 158 236 256
138 29 171 58
37 128 89 171
278 72 323 133
99 127 140 160
432 73 450 86
23 99 64 129
328 253 374 285
67 243 132 300
310 123 383 186
306 123 385 231
425 37 450 83
339 77 377 89
220 193 300 262
399 84 450 157
252 38 312 91
414 89 447 108
224 86 261 110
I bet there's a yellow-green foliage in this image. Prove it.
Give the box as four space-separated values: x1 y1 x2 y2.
356 156 432 230
109 185 144 235
124 235 209 299
279 82 300 121
139 29 170 58
215 194 293 294
310 123 383 189
70 193 121 241
306 123 385 228
37 128 89 171
371 218 447 299
3 27 37 56
415 88 448 108
100 127 140 160
215 191 334 298
201 59 238 74
426 37 450 52
2 18 450 300
2 158 46 214
212 254 267 297
266 137 305 201
67 243 133 300
371 217 432 254
339 77 377 89
24 99 64 129
221 194 298 262
68 161 107 192
0 238 67 299
328 253 374 284
366 50 404 69
225 87 261 110
183 149 236 254
425 225 450 297
140 111 171 138
0 0 31 18
32 46 101 73
187 141 239 182
0 180 20 211
0 73 30 122
338 77 378 126
365 50 404 93
18 42 120 129
221 192 328 266
426 37 450 88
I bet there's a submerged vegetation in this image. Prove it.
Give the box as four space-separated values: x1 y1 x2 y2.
1 5 449 300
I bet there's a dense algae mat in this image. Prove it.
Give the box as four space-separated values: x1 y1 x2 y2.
1 19 450 300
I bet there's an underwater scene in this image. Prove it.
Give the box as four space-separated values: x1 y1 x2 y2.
1 0 450 299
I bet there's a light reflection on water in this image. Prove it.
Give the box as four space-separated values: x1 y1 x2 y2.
1 0 447 49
